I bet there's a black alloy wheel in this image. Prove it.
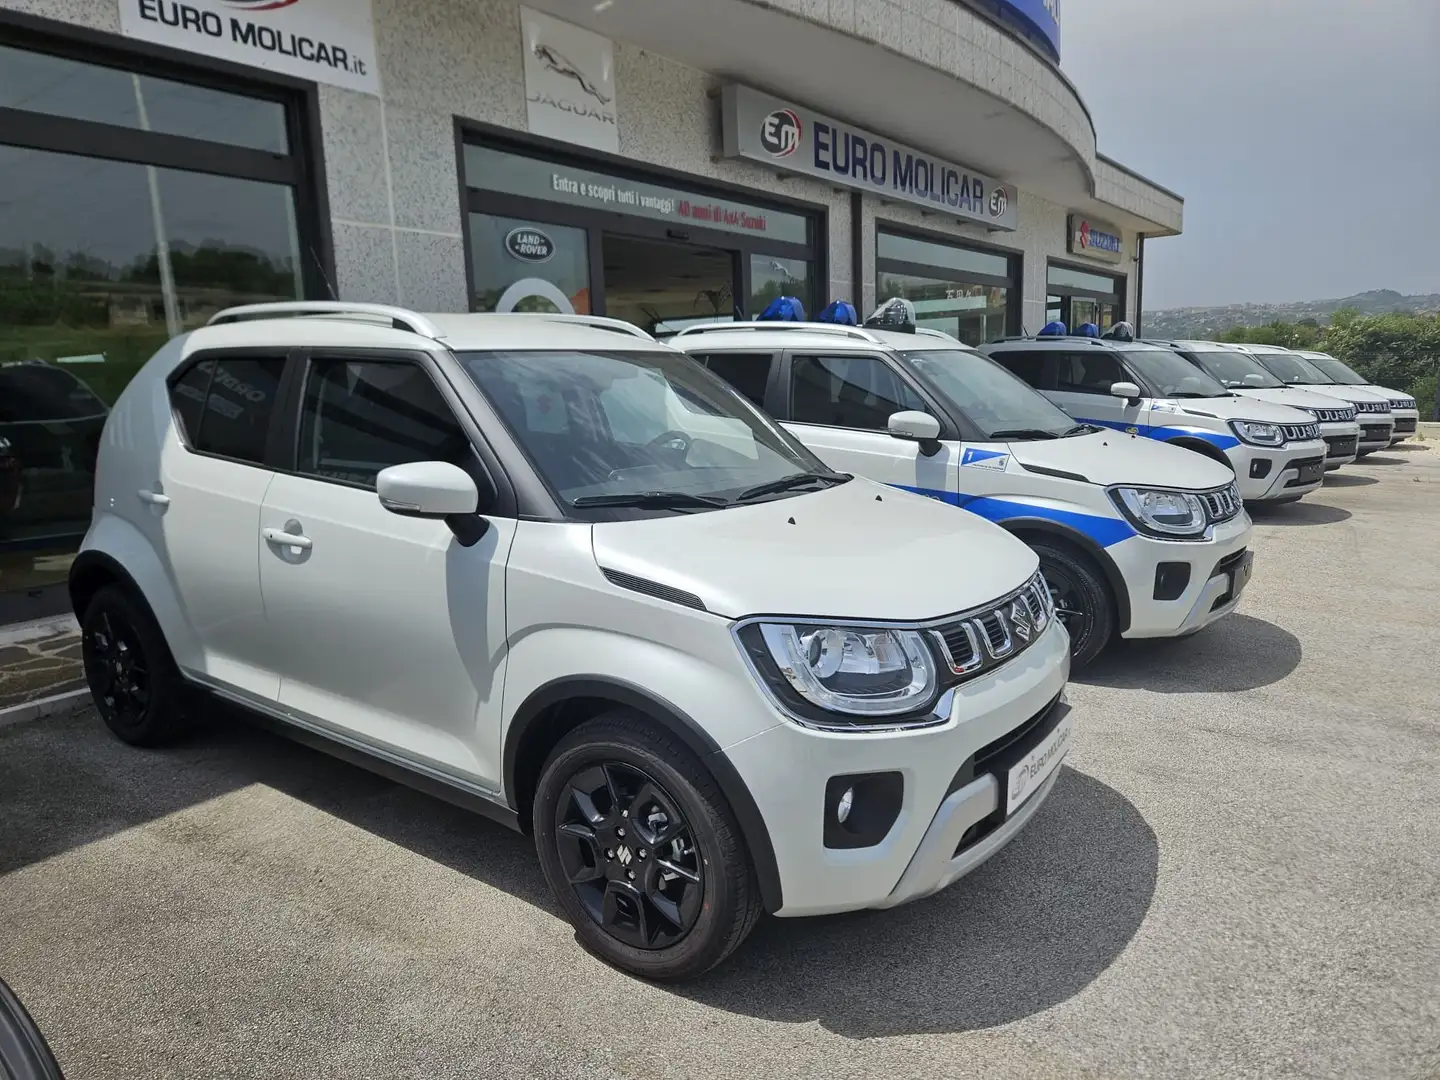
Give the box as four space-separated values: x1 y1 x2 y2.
80 585 188 746
84 608 150 730
554 761 704 950
1033 542 1114 668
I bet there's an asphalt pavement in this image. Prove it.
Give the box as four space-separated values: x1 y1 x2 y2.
2 443 1438 1080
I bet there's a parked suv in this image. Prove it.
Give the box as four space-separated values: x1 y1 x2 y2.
981 336 1329 503
1234 344 1396 456
1155 340 1362 470
671 317 1253 667
70 302 1075 980
1292 350 1419 446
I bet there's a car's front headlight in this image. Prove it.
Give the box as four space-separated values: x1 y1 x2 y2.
1110 486 1208 539
739 622 939 722
1230 420 1284 446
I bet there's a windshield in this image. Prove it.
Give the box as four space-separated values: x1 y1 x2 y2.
1305 357 1368 385
1123 350 1229 398
1182 348 1284 389
902 349 1083 440
1253 352 1333 385
456 348 834 513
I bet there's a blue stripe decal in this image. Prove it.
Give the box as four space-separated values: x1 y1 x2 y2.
1078 418 1241 452
894 485 1137 548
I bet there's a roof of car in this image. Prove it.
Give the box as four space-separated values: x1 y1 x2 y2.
668 321 980 353
1145 339 1248 352
982 335 1160 352
1229 342 1294 354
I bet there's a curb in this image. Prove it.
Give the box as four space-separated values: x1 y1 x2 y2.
0 689 91 730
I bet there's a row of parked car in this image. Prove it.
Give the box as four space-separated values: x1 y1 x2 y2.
62 299 1405 982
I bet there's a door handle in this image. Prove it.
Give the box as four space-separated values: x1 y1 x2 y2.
137 488 170 507
262 526 313 550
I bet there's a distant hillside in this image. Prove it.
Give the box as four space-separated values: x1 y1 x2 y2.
1143 289 1440 339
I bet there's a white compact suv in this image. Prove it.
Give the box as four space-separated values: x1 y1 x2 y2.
70 302 1075 980
1235 344 1396 456
1293 351 1419 446
672 318 1252 667
981 336 1329 503
1157 340 1363 470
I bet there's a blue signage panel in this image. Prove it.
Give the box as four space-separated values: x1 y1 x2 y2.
988 0 1061 62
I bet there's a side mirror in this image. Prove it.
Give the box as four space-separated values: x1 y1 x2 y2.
1109 381 1142 405
887 410 944 457
376 461 493 546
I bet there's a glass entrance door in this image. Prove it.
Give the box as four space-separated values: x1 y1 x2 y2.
601 234 737 338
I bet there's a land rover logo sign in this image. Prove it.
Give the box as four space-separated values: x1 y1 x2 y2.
505 228 556 263
759 109 802 157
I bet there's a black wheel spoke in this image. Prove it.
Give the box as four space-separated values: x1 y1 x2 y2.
655 858 699 884
556 822 605 884
630 782 684 846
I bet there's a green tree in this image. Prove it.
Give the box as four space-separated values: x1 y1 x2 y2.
1320 311 1440 418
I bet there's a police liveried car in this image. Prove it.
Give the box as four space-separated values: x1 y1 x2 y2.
1293 350 1419 446
1235 344 1396 456
671 301 1254 666
981 331 1329 504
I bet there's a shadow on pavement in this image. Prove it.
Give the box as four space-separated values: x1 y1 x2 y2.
1355 454 1406 466
675 767 1156 1037
1248 501 1351 526
1322 473 1378 488
1076 613 1301 693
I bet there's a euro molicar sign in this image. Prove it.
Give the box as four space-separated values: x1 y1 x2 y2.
721 85 1018 231
120 0 378 95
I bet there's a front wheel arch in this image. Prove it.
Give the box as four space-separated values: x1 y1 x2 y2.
1000 519 1131 636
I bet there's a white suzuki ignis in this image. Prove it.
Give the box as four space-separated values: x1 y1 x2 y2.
71 303 1075 980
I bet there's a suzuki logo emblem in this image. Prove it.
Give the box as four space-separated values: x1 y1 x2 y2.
1009 600 1033 642
616 846 633 866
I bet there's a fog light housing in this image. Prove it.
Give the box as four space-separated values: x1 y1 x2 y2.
1249 459 1271 479
823 773 903 849
1154 562 1192 602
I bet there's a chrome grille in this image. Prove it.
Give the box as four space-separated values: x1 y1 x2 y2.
1280 422 1320 442
1199 482 1243 524
1355 400 1390 414
1304 406 1356 423
934 572 1053 681
1391 397 1417 410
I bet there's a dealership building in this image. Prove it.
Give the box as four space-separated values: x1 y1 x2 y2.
0 0 1183 621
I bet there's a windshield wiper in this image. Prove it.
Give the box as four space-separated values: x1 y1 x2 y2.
1167 391 1219 398
1060 424 1098 436
735 471 850 503
987 428 1063 440
571 490 729 509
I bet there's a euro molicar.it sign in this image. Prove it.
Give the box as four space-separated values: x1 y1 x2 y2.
1067 214 1125 264
120 0 378 95
722 85 1017 231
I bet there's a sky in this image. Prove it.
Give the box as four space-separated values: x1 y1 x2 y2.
1059 0 1440 310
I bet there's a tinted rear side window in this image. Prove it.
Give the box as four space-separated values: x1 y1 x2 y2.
989 350 1053 390
691 352 775 408
170 355 286 465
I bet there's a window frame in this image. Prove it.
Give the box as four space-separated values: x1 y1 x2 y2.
777 349 960 439
165 347 298 470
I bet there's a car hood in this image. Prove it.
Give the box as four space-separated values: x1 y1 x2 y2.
1155 395 1315 425
1287 384 1390 406
1357 383 1413 404
590 477 1038 621
1230 386 1354 411
1006 430 1234 489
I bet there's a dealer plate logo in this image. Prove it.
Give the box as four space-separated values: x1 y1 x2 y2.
760 109 802 157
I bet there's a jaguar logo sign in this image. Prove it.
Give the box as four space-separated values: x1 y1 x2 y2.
504 227 556 263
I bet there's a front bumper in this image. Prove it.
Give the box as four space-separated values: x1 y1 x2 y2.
1228 439 1328 501
1318 420 1361 469
1357 417 1396 452
1113 514 1253 639
1390 410 1419 443
723 620 1071 918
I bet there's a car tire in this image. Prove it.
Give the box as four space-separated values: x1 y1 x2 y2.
533 711 762 981
1034 541 1114 668
80 584 191 747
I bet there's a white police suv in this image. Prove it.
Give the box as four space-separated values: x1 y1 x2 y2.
1235 344 1396 455
981 333 1329 504
1156 340 1363 470
69 302 1076 980
1293 350 1419 446
671 306 1253 667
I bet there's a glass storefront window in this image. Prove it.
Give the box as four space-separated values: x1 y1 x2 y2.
1046 262 1124 333
1048 264 1121 294
469 213 591 314
876 232 1010 279
877 272 1009 347
750 254 813 319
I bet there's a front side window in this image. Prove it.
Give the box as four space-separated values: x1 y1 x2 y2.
1056 352 1126 395
902 350 1079 440
457 349 828 512
296 359 472 489
1305 357 1368 385
1253 352 1332 385
790 354 926 430
1183 349 1284 389
1117 350 1228 398
172 354 285 465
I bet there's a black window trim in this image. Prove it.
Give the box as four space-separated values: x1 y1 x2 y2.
165 347 297 470
777 348 965 441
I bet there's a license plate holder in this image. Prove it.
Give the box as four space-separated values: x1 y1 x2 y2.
1229 550 1254 599
1005 711 1073 817
1297 461 1326 484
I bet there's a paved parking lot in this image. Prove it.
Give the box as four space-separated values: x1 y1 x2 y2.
2 444 1438 1080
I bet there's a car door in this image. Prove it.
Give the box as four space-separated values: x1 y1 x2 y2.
257 350 515 789
152 350 290 701
1050 350 1150 433
779 351 954 503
